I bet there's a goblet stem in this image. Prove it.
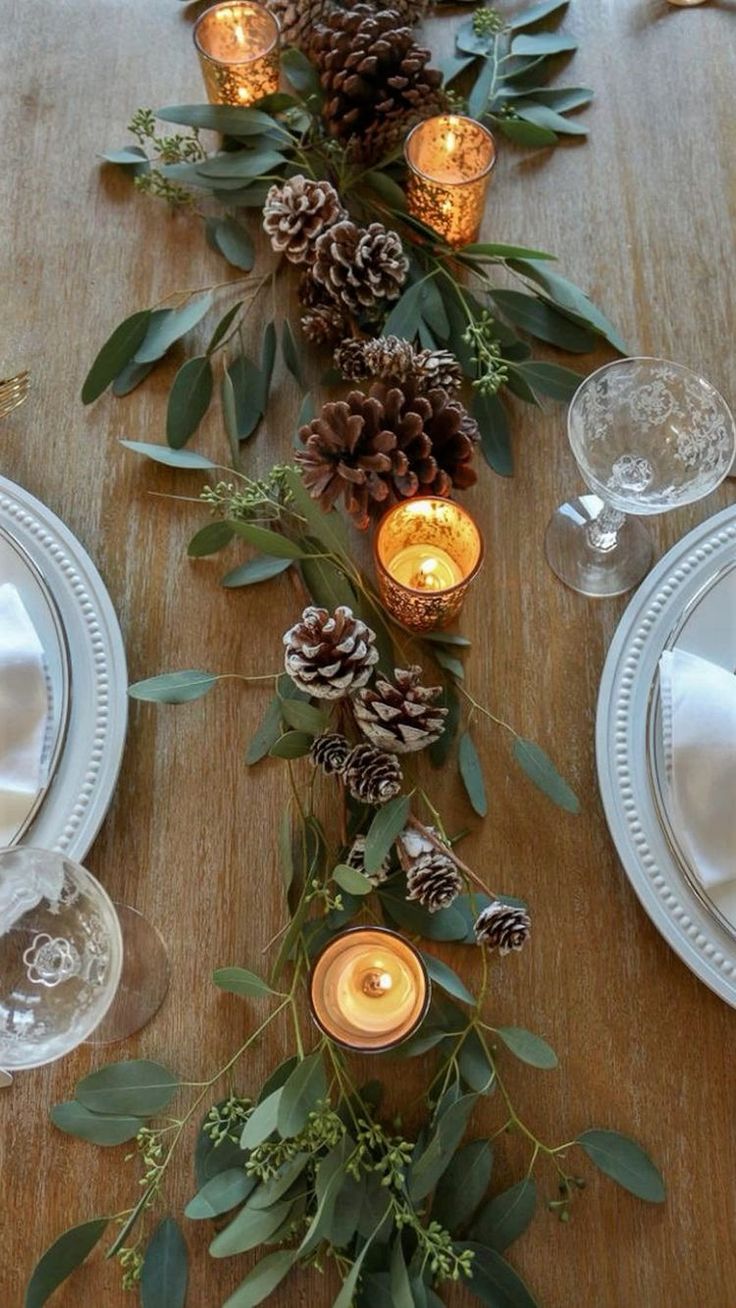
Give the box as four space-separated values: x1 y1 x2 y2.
584 504 626 552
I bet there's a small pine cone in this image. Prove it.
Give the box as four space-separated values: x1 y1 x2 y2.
302 304 349 347
413 348 464 394
283 606 379 699
474 901 531 955
313 220 408 316
406 852 462 912
263 175 346 264
353 666 447 754
343 742 403 805
334 337 463 393
310 731 350 775
346 834 390 886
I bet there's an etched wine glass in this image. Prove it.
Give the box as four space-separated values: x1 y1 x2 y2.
545 358 736 597
0 847 169 1080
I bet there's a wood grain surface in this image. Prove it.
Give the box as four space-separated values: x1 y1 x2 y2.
1 1 735 1305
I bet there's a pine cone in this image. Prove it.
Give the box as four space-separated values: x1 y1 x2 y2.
313 221 408 316
335 337 463 393
400 826 461 911
343 742 403 805
346 833 390 887
283 606 379 698
353 666 447 754
474 901 531 955
266 0 428 55
302 304 349 347
312 5 445 164
263 175 345 264
310 731 350 775
296 381 478 529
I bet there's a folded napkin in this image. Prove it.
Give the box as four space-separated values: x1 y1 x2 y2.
0 583 49 846
659 649 736 888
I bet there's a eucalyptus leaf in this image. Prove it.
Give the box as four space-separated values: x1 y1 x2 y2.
380 883 469 943
245 695 283 765
468 56 495 119
212 216 255 270
25 1219 109 1308
390 1239 414 1308
119 439 217 470
140 1218 187 1308
458 731 488 817
433 649 464 680
260 320 277 395
136 295 213 364
300 554 357 616
420 952 474 1006
432 1140 494 1234
577 1129 665 1202
248 1154 309 1209
279 699 327 733
269 730 313 759
333 863 372 896
82 309 151 404
473 391 513 478
364 795 411 874
185 1169 255 1219
166 355 213 448
297 392 315 428
221 555 292 587
50 1101 142 1146
495 1026 558 1069
209 1199 293 1258
461 242 555 262
228 352 264 439
284 468 351 556
241 1089 283 1151
197 148 286 180
454 1243 540 1307
456 18 497 55
459 1028 495 1093
525 85 593 110
188 521 234 557
281 45 322 97
409 1094 477 1201
512 737 580 812
496 118 557 147
207 301 244 354
514 100 588 135
510 259 627 352
278 1052 327 1137
362 170 408 211
213 967 278 999
129 670 217 704
102 145 150 170
195 1106 246 1185
509 0 569 26
259 1056 299 1102
382 281 423 341
227 521 305 558
295 1147 347 1257
113 359 156 396
76 1060 179 1116
282 319 306 388
429 679 460 767
333 1233 378 1308
222 1250 295 1308
515 361 584 402
511 32 577 55
157 104 290 136
470 1179 537 1250
490 289 595 352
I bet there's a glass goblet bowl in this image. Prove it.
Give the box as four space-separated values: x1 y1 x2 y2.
545 357 736 597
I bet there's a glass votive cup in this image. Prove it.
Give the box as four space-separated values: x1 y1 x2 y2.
373 497 484 632
404 114 497 247
309 926 430 1053
193 2 281 106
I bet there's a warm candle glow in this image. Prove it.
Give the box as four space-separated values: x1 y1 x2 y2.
404 115 496 247
309 928 430 1051
374 498 484 632
194 2 280 106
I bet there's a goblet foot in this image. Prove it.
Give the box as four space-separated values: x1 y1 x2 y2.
545 495 653 598
87 905 170 1044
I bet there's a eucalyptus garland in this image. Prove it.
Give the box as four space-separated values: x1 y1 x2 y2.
25 5 665 1307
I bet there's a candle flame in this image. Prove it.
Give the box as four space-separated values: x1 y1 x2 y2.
410 557 444 591
233 21 246 43
444 130 457 153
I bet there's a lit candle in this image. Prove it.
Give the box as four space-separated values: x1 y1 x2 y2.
194 2 281 107
309 927 430 1052
404 115 497 247
374 497 484 632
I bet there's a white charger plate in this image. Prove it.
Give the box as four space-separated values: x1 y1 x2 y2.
597 503 736 1007
0 476 127 860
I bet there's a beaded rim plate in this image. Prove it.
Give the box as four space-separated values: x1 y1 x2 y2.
597 503 736 1007
0 476 127 860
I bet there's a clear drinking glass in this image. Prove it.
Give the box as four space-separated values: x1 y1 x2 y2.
545 358 736 597
0 848 169 1077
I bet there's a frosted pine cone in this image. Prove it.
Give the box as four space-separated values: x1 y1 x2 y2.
334 337 463 394
312 221 408 316
343 742 403 805
302 304 348 347
310 731 350 775
400 826 461 911
474 901 531 955
346 834 390 887
263 175 346 264
353 666 447 754
283 606 379 699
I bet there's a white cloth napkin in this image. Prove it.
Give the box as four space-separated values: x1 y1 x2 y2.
0 583 48 845
659 649 736 888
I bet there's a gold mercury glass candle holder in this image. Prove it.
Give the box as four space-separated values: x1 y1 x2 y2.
374 497 484 633
309 927 430 1053
193 2 280 106
404 114 497 248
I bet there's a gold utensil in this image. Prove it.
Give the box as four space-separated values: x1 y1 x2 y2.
0 370 30 420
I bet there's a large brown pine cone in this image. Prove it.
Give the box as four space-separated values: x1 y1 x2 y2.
283 606 379 699
266 0 429 55
335 336 463 393
343 742 403 805
311 5 445 164
474 901 531 955
353 666 447 754
263 175 345 264
295 381 479 529
312 221 408 316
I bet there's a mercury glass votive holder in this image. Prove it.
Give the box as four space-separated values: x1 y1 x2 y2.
193 2 280 106
309 927 430 1053
374 497 484 632
404 114 497 247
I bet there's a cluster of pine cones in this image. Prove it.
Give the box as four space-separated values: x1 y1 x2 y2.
281 603 531 950
267 1 445 165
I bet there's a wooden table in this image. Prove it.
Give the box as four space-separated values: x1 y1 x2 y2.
1 1 735 1304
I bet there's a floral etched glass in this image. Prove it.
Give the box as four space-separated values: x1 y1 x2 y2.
545 358 736 597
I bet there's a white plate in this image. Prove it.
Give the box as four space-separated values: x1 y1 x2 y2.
0 476 127 860
597 504 736 1007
